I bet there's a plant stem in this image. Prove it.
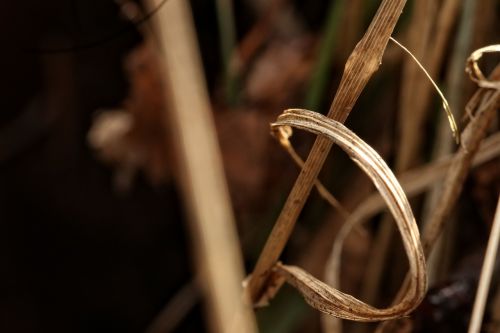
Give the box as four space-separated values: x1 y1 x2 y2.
215 0 240 104
304 0 345 110
148 0 257 332
247 0 409 304
468 197 500 333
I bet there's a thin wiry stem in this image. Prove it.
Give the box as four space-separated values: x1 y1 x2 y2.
468 197 500 333
390 37 459 143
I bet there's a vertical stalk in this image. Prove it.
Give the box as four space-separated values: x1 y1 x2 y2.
215 0 240 104
148 0 257 332
304 0 345 110
468 197 500 333
247 0 409 304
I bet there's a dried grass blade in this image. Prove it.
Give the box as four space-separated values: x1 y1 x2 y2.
262 108 427 321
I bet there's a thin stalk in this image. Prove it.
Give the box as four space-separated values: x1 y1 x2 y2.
468 197 500 333
304 0 345 110
147 0 257 332
390 37 458 142
215 0 240 104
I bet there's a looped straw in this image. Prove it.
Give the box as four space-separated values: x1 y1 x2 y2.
261 108 427 321
466 45 500 90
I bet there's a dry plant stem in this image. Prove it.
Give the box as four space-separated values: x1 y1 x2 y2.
376 66 500 333
468 197 500 333
265 109 426 321
147 0 257 332
247 0 409 303
467 45 500 90
390 37 458 141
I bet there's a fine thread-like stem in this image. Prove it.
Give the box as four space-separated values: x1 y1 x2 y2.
390 37 458 142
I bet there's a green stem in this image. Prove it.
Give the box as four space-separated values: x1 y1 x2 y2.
304 0 345 110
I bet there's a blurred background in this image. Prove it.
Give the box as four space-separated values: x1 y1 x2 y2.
0 0 499 332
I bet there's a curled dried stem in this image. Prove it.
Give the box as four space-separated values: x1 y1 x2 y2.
466 44 500 89
255 108 427 321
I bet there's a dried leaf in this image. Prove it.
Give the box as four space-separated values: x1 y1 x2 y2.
257 108 427 321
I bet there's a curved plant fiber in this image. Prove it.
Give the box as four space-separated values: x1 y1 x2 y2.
256 108 428 321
